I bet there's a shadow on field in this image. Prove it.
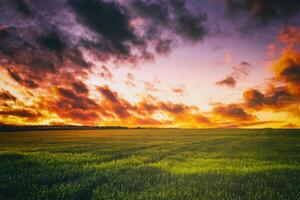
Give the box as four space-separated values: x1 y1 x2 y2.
1 152 300 200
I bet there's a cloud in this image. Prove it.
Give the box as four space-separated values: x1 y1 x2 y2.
282 123 298 128
216 61 253 88
7 68 39 89
138 101 158 114
130 0 207 42
99 66 113 80
49 84 200 126
72 81 89 94
277 26 300 48
225 0 300 26
194 114 212 126
159 102 194 114
37 31 67 53
243 88 266 109
213 103 256 121
240 27 300 118
216 76 237 88
273 49 300 93
125 73 135 87
0 109 42 122
56 87 98 110
10 0 32 16
243 87 297 110
59 110 99 124
144 79 160 92
232 61 253 78
0 0 210 129
154 39 172 55
0 90 17 102
69 0 138 55
0 0 208 97
171 84 186 95
97 85 133 118
95 85 208 127
43 85 102 125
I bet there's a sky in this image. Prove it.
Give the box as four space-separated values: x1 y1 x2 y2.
1 0 300 128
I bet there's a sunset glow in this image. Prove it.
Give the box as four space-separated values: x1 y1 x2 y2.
1 0 300 128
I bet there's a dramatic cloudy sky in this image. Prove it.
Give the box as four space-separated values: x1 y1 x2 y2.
1 0 300 128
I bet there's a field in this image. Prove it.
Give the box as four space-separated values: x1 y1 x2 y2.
0 129 299 200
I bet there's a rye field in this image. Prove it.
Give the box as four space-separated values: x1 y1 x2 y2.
0 129 299 200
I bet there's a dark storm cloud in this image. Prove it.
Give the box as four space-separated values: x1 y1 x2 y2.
130 0 207 41
0 0 209 92
10 0 32 16
37 32 66 53
130 0 169 25
68 0 138 55
169 0 207 41
225 0 300 25
155 39 172 55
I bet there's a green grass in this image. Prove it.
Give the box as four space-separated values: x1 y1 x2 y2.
0 129 300 200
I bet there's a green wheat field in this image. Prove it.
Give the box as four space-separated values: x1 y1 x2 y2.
0 129 300 200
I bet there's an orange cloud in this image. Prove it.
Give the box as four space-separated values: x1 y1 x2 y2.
135 118 171 126
213 103 256 121
3 26 300 128
277 26 300 49
239 26 300 119
194 114 212 126
98 85 134 119
243 87 297 111
0 90 17 102
273 50 300 93
41 85 102 125
282 123 298 128
0 108 42 122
